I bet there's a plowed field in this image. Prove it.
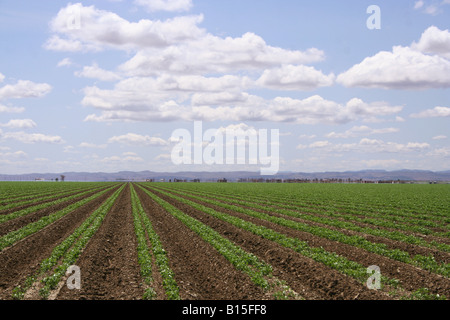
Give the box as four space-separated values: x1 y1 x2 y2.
0 182 448 300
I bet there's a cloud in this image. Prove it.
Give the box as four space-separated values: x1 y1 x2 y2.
0 104 25 113
427 147 450 157
410 106 450 118
256 64 335 91
79 142 107 149
325 126 400 139
101 152 144 163
2 131 65 144
432 135 447 140
361 159 403 168
414 1 425 9
134 0 193 12
0 119 37 129
44 3 205 52
412 26 450 59
119 33 325 76
297 138 430 154
0 80 52 99
75 63 122 82
337 45 450 89
57 57 73 67
0 72 4 83
413 1 448 15
0 150 28 159
83 86 403 125
108 133 168 146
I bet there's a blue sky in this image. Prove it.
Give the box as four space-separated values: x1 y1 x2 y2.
0 0 449 174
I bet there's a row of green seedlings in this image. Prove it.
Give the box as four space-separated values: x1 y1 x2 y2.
144 185 448 300
0 185 118 252
0 184 111 225
222 184 450 219
215 186 449 229
167 184 448 235
153 185 450 278
130 184 180 300
164 185 450 252
160 185 449 253
0 182 99 204
0 183 101 209
177 183 449 229
136 184 299 300
12 184 126 300
0 183 109 211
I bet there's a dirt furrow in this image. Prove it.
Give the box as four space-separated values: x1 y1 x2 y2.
0 187 111 237
172 189 450 248
150 186 450 298
145 186 387 300
0 187 100 216
135 185 268 300
56 184 145 300
182 192 450 264
0 185 120 300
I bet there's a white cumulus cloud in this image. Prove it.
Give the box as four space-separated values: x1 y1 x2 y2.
134 0 193 12
410 106 450 118
75 63 122 82
337 45 450 89
256 64 335 91
108 133 168 146
44 3 205 52
0 119 37 129
0 80 52 100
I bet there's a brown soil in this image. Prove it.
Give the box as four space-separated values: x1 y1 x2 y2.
147 186 450 298
188 192 450 264
55 184 145 300
0 186 111 237
143 186 388 300
1 182 447 301
134 185 268 300
173 189 450 246
0 185 120 300
0 187 99 216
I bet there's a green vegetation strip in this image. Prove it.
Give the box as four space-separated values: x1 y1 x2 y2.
161 183 449 229
136 184 274 291
0 184 110 224
140 185 405 291
0 184 101 211
0 182 94 203
0 184 118 251
158 185 450 253
130 184 179 300
152 185 449 278
12 183 126 300
145 186 434 289
162 184 447 235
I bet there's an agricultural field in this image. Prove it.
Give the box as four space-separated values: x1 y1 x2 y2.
0 181 449 300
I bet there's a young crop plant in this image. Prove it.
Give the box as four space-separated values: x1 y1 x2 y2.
144 185 404 291
130 184 179 300
11 184 126 300
0 184 118 251
158 184 448 243
0 184 110 224
154 185 449 277
0 184 102 211
136 184 276 292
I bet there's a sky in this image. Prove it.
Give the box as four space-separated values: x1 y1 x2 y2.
0 0 449 175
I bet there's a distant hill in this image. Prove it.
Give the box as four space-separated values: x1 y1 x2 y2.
1 169 450 182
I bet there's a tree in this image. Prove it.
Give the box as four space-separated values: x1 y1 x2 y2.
60 175 65 182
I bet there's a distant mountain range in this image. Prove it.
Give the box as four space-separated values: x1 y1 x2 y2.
1 169 450 182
